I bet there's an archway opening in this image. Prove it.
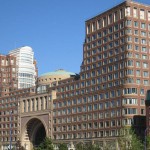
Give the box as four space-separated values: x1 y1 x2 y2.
34 123 46 146
26 118 46 147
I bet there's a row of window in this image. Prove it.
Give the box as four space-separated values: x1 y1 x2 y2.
54 120 121 132
86 28 150 44
54 110 121 121
57 86 147 99
54 96 121 108
1 136 17 142
0 123 18 129
87 5 150 34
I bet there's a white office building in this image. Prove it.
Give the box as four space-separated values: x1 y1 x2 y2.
9 46 37 89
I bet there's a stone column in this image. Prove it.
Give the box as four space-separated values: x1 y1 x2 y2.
45 96 48 109
25 100 28 112
43 97 45 110
30 99 32 112
34 98 36 111
38 97 41 110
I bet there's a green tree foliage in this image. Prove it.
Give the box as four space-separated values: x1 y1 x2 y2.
35 137 54 150
118 128 144 150
58 143 68 150
145 135 150 150
76 142 101 150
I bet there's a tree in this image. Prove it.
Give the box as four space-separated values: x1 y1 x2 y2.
35 137 54 150
76 142 101 150
146 135 150 149
58 143 68 150
118 127 144 150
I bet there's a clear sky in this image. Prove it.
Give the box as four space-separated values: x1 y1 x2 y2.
0 0 150 75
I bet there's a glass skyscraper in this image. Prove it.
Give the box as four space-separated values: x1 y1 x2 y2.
9 46 37 89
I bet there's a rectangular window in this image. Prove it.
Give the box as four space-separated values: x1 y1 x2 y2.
140 9 145 19
108 14 113 24
114 11 118 22
136 61 140 67
141 47 147 52
141 23 146 29
136 79 140 84
148 11 150 20
134 30 138 35
133 8 137 17
143 71 148 77
125 7 131 16
143 62 148 68
144 80 149 85
136 70 140 76
126 20 131 26
141 31 146 37
141 39 146 44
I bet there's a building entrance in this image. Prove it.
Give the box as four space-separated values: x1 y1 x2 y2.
23 118 46 149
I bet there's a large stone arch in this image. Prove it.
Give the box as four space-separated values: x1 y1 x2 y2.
21 116 49 150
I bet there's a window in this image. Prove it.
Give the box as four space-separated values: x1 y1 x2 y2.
103 17 107 27
141 23 146 29
136 61 140 67
143 71 148 77
125 7 131 16
142 55 147 60
136 70 140 76
135 53 139 58
135 45 139 51
123 108 137 114
92 22 96 32
122 98 137 105
127 44 132 50
134 30 138 35
141 39 146 44
141 31 146 37
114 11 118 22
124 88 137 94
97 20 101 29
132 35 138 42
133 8 137 17
143 62 148 68
141 99 145 105
128 60 133 66
126 20 131 26
108 14 113 24
127 36 132 42
136 79 140 84
114 24 119 31
142 47 147 52
120 22 124 28
140 9 145 19
148 11 150 20
126 28 132 34
127 69 134 75
140 89 144 95
144 80 149 85
87 24 90 34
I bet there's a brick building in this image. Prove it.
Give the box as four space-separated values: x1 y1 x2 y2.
0 0 150 149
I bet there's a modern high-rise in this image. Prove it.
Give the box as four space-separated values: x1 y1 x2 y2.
0 0 150 150
9 46 37 89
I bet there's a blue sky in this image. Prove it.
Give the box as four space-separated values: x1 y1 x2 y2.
0 0 150 75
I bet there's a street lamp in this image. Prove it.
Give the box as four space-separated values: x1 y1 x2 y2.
9 110 13 150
